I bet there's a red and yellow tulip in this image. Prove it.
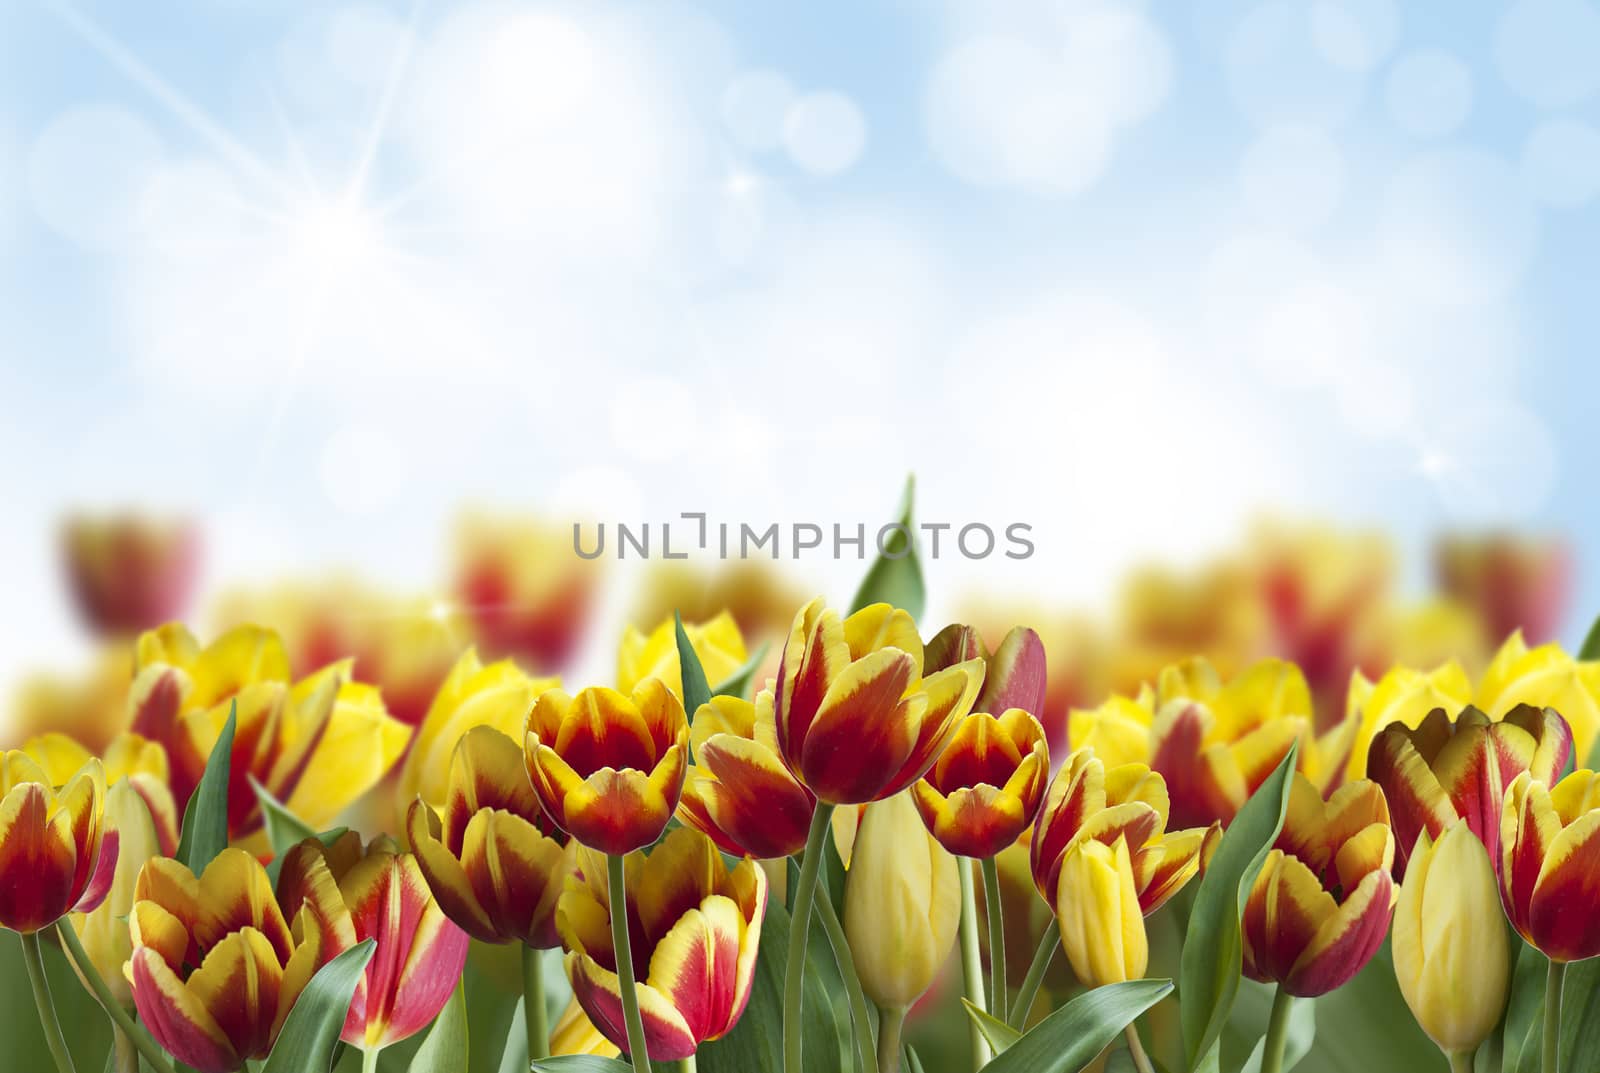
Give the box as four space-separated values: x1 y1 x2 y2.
127 849 322 1073
1029 748 1210 916
911 708 1049 859
617 611 748 700
525 680 689 854
1436 533 1572 649
25 731 180 855
773 599 984 805
1478 631 1600 764
1241 776 1396 996
677 691 817 859
557 827 766 1061
60 513 199 637
1367 704 1570 873
277 832 470 1050
408 726 574 948
1501 768 1600 962
551 994 622 1058
0 751 118 933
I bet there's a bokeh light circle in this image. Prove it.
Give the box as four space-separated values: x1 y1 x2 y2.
783 91 867 176
1238 125 1346 232
1385 50 1473 138
1521 118 1600 208
721 69 796 152
27 106 164 250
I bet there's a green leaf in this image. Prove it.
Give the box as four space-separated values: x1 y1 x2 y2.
1179 744 1299 1073
849 475 925 621
1580 612 1600 661
529 1059 634 1072
1499 938 1548 1073
713 641 770 701
1560 956 1600 1070
177 700 237 873
494 997 527 1073
262 939 376 1073
961 997 1022 1054
980 979 1173 1073
409 982 468 1073
675 611 714 724
903 1043 927 1073
1239 996 1315 1073
1308 938 1446 1073
252 776 350 883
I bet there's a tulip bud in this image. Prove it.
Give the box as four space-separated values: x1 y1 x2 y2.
1055 836 1148 988
617 611 748 700
1392 821 1508 1057
843 790 961 1008
68 781 162 1008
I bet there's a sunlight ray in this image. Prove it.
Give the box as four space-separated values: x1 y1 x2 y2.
346 0 427 205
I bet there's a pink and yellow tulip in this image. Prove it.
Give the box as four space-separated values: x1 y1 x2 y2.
1501 768 1600 962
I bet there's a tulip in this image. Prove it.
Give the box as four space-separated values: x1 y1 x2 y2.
1113 561 1266 704
25 731 181 854
0 751 118 933
1029 747 1211 916
452 511 601 672
1054 836 1147 987
1344 661 1474 780
67 780 165 1008
1501 769 1600 962
1478 631 1600 767
1149 657 1354 828
773 599 985 806
399 647 559 819
912 709 1048 859
1436 533 1572 648
1367 704 1570 874
617 611 748 699
1242 775 1396 996
1068 690 1156 769
844 790 961 1008
128 623 410 838
277 832 470 1051
960 601 1110 755
557 827 767 1061
127 849 323 1073
677 691 817 859
10 645 134 753
1393 821 1509 1061
524 680 688 855
60 513 199 636
924 623 1049 721
408 726 574 949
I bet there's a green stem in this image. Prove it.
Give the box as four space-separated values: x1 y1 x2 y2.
813 883 880 1073
1260 985 1293 1073
1450 1051 1476 1073
784 803 835 1073
609 853 653 1073
56 921 178 1073
361 1045 381 1073
523 943 549 1060
21 930 77 1073
680 1056 697 1073
979 856 1007 1018
876 1005 906 1073
1545 959 1566 1073
958 860 991 1069
1008 918 1058 1029
1125 1022 1156 1073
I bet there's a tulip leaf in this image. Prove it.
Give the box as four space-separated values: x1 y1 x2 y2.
1238 996 1315 1073
903 1043 927 1073
1179 744 1299 1073
961 997 1022 1054
177 700 236 873
850 474 925 622
675 611 714 728
262 939 375 1073
529 1059 633 1072
494 996 528 1073
251 775 350 883
714 641 770 702
979 978 1174 1073
409 981 468 1073
1559 955 1600 1071
1580 612 1600 661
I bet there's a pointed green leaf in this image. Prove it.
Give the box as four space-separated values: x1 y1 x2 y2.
177 700 236 873
850 475 925 621
262 939 376 1073
495 996 527 1073
675 611 714 727
529 1059 633 1072
1580 612 1600 661
903 1043 927 1073
714 641 770 701
251 776 348 883
961 997 1022 1054
1179 744 1299 1072
979 979 1173 1073
409 981 468 1073
1560 955 1600 1070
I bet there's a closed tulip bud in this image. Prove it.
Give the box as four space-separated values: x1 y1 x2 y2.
1392 821 1509 1057
1501 769 1600 962
1055 836 1147 987
68 780 164 1008
843 790 961 1008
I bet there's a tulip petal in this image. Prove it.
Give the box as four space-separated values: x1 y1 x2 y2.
567 951 699 1061
462 808 572 949
130 946 241 1073
1501 773 1562 944
1530 809 1600 962
184 927 285 1062
799 649 920 803
1242 851 1335 986
644 895 747 1042
406 801 499 943
1286 868 1394 996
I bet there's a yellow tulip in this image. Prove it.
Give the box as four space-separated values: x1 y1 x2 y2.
843 790 961 1008
1343 661 1473 780
1055 836 1148 987
1477 631 1600 764
1391 820 1508 1058
616 610 748 699
68 780 166 1007
1067 691 1155 769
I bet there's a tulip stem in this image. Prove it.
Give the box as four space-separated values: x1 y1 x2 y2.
1007 917 1058 1028
876 1004 907 1073
812 882 880 1073
1259 985 1293 1073
1544 959 1565 1073
679 1056 697 1073
1124 1022 1156 1073
784 803 835 1073
979 856 1006 1018
522 943 549 1060
1450 1051 1476 1073
958 860 992 1069
55 921 177 1073
21 930 78 1073
609 853 653 1073
362 1046 381 1073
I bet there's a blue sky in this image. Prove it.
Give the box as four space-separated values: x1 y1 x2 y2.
3 0 1599 684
